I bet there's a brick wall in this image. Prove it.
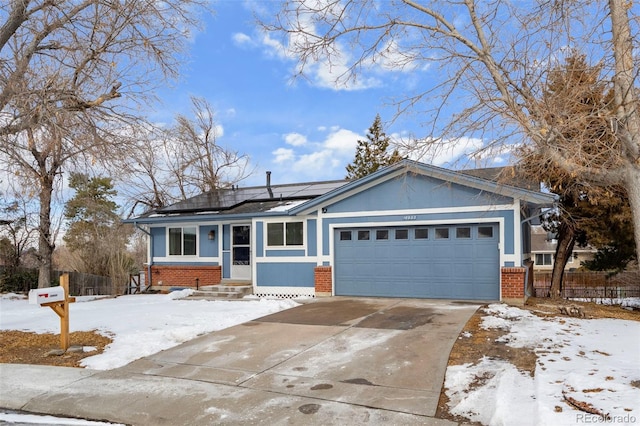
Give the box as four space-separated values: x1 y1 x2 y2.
314 266 332 297
501 267 526 305
149 265 222 288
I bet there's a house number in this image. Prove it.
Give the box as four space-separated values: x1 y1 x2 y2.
403 215 417 220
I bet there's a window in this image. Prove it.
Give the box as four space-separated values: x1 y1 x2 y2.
415 228 429 239
535 253 553 266
169 227 197 256
395 229 408 240
267 222 303 246
435 228 449 239
358 230 370 240
340 231 352 241
478 226 494 238
456 227 471 239
376 230 389 240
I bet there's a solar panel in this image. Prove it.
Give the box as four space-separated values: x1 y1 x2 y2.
156 180 347 213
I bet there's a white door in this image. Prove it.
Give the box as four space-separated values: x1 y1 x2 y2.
231 225 251 280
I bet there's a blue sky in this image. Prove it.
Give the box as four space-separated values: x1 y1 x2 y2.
153 1 499 187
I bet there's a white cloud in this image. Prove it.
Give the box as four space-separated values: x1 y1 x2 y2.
404 136 486 166
323 128 360 154
283 132 307 146
232 32 254 47
272 147 295 163
261 33 290 60
270 127 363 180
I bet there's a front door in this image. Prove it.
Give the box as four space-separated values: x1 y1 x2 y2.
231 225 251 280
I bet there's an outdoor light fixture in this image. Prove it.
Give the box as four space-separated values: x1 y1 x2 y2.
208 230 216 240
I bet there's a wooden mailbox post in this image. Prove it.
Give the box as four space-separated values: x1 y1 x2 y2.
40 274 76 351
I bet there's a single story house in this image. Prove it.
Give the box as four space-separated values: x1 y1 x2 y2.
127 160 557 304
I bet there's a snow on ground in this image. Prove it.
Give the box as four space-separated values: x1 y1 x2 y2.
445 303 640 426
2 292 639 425
0 410 122 425
0 291 299 370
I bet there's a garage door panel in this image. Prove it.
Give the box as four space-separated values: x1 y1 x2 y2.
335 223 500 300
452 263 473 279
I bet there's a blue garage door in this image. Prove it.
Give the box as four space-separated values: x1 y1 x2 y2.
334 224 499 300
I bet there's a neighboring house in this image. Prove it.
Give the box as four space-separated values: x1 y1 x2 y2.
530 225 597 271
127 160 557 303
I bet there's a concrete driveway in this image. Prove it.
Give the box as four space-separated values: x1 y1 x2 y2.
0 297 480 425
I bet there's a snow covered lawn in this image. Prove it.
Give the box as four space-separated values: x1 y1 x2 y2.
0 291 299 370
445 303 640 426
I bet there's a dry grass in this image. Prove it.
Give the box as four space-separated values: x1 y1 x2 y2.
0 330 112 368
436 298 639 422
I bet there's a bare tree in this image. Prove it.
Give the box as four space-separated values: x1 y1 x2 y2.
261 0 640 274
173 97 252 194
0 0 206 287
121 97 252 217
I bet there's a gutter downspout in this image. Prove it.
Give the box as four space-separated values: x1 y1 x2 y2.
135 222 152 292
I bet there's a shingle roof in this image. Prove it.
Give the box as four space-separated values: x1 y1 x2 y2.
135 180 346 219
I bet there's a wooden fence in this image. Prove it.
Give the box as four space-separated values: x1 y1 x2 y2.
533 271 640 298
52 271 114 296
0 267 115 296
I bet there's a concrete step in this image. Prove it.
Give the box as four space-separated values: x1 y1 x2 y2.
188 284 253 300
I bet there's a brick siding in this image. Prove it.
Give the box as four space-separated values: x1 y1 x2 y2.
149 265 222 288
314 266 332 297
501 267 526 305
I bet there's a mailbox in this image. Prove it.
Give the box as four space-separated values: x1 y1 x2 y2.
29 286 66 305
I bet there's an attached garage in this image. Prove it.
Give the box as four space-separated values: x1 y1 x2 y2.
334 223 500 300
132 158 558 303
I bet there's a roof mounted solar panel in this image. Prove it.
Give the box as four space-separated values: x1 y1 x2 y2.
156 180 346 214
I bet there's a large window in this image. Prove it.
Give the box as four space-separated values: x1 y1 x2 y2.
169 227 197 256
535 253 553 266
267 222 303 246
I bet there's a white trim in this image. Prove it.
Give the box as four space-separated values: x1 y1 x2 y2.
512 199 523 267
255 257 319 263
152 256 221 264
166 224 199 258
294 169 407 215
317 210 324 266
327 217 505 296
261 218 308 251
320 203 515 219
231 223 252 280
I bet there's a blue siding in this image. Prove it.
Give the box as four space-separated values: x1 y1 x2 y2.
257 263 316 287
222 225 231 250
265 249 306 257
329 174 513 213
199 225 219 257
256 222 264 257
151 227 166 258
307 219 317 256
222 252 231 278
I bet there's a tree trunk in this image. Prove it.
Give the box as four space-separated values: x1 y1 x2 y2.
37 176 55 288
626 168 640 271
549 221 576 298
610 0 640 270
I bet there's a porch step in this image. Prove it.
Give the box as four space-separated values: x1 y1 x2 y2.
188 284 253 300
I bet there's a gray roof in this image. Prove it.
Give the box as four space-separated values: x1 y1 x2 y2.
132 180 346 221
129 160 557 223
